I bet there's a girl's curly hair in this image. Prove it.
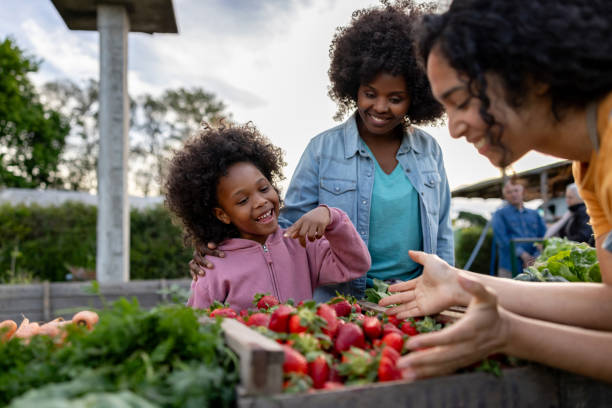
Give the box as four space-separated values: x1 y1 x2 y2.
416 0 612 166
328 0 444 124
164 123 285 246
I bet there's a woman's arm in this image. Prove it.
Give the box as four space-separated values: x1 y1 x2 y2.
398 274 612 383
380 250 612 331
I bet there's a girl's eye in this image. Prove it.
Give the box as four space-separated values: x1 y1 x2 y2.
364 92 375 98
389 98 402 104
237 198 248 205
260 186 269 192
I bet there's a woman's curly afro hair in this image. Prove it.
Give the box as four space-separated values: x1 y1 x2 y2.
164 123 285 246
417 0 612 124
328 0 444 124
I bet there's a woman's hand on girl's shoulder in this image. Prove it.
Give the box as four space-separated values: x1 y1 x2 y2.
189 241 225 281
284 206 331 248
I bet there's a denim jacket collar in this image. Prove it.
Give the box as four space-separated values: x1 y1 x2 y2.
342 112 421 159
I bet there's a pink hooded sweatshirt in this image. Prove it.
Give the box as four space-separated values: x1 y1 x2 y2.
187 206 371 311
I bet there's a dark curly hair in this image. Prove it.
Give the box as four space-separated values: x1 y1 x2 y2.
328 0 444 124
164 123 286 246
416 0 612 165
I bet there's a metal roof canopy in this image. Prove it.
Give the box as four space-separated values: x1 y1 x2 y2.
50 0 178 33
451 160 574 201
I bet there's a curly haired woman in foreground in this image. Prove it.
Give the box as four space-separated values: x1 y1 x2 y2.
380 0 612 383
165 124 370 311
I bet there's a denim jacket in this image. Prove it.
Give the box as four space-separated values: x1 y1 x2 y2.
279 114 454 300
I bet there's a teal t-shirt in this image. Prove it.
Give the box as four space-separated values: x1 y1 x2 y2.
366 150 423 286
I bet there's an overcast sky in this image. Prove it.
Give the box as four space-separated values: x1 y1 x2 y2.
0 0 561 199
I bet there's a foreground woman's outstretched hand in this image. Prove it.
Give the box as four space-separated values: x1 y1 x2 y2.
397 274 511 380
378 251 470 319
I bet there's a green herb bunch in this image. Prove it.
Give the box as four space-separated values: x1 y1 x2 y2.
1 299 239 407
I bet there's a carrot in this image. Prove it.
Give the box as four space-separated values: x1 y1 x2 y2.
72 310 99 330
39 317 66 338
0 320 17 341
14 318 40 341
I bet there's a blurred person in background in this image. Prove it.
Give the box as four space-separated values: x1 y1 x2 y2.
491 179 546 277
546 183 595 246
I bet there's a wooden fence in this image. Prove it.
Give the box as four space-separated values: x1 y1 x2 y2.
0 279 192 323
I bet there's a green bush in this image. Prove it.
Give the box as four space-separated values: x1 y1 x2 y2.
454 225 494 275
0 202 192 282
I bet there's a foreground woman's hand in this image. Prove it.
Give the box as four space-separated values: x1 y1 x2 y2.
189 241 225 281
378 251 468 319
397 274 511 380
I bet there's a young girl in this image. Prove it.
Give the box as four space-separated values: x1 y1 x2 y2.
191 2 454 302
164 123 370 311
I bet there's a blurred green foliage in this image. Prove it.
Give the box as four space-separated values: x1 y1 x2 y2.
454 212 493 275
0 202 191 282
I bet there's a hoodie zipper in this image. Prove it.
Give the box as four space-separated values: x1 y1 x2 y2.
262 244 280 299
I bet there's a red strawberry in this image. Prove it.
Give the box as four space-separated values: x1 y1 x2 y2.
381 346 401 364
289 314 308 334
308 354 330 389
329 364 343 383
247 312 270 327
268 305 294 333
383 322 402 337
334 322 365 352
236 316 246 325
330 298 352 317
209 308 237 318
316 303 338 337
254 293 280 310
352 303 361 314
400 320 418 336
322 381 344 390
387 315 401 327
382 332 404 353
378 356 402 382
362 316 382 340
282 345 308 374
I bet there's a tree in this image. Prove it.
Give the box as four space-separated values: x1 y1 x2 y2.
132 88 229 195
41 79 100 191
41 82 230 195
0 37 70 188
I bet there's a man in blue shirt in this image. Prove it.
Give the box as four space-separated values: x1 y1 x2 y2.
492 180 547 277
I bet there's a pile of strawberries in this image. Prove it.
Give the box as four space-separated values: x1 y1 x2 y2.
205 294 444 393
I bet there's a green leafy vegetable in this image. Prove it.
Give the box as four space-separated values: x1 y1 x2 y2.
1 299 239 407
364 279 390 303
514 238 600 283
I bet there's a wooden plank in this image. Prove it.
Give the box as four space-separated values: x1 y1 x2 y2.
238 365 562 408
43 280 51 321
0 311 44 323
0 284 43 299
201 316 284 396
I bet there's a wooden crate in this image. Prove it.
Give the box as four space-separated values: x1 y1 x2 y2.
210 301 612 407
0 278 191 322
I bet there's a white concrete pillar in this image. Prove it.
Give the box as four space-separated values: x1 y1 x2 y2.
96 5 130 282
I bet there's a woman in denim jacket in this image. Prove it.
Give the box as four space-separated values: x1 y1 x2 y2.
191 2 454 301
279 3 453 301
